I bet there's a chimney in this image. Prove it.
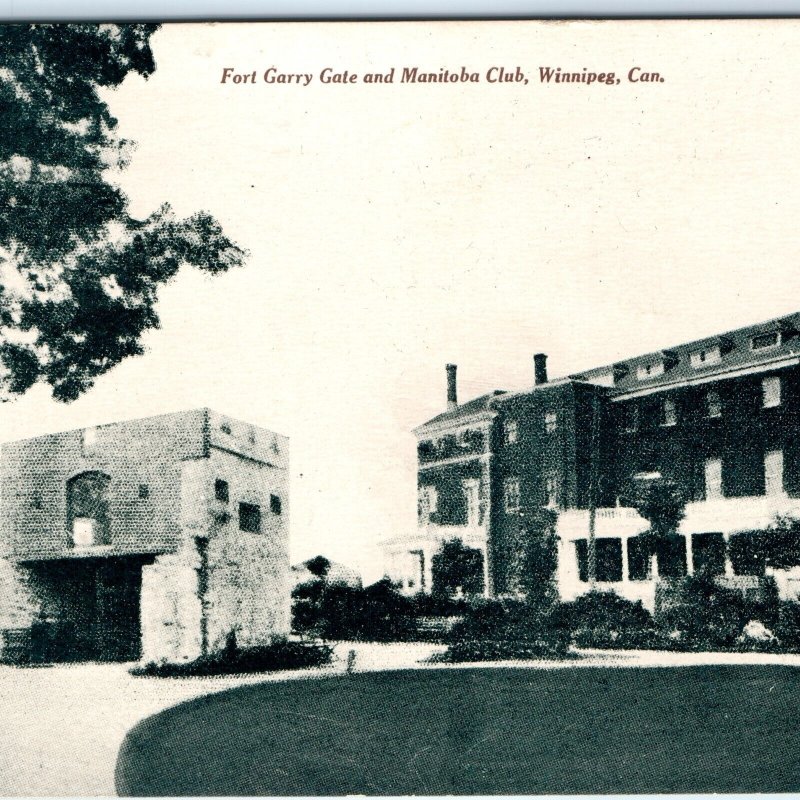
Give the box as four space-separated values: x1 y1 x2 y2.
446 364 458 411
534 353 548 385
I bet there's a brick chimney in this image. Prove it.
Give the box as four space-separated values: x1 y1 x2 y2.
446 364 458 411
534 353 548 385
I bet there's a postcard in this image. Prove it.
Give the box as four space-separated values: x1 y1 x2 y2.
0 18 799 797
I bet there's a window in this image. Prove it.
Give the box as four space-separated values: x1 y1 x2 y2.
418 486 438 521
762 376 781 408
575 540 589 582
82 427 98 455
765 449 784 496
706 390 722 419
138 484 150 499
220 422 232 435
704 457 723 500
67 471 111 547
622 404 639 433
248 430 256 445
636 361 664 381
503 477 520 513
270 493 282 514
661 397 678 427
463 479 479 525
31 491 43 510
627 537 651 581
214 478 229 503
545 411 558 434
596 539 623 583
751 331 781 351
690 347 721 368
692 532 725 576
575 539 623 583
239 502 262 533
544 474 559 508
503 420 518 445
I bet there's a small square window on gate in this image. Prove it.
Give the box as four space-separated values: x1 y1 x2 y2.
239 502 262 533
270 494 282 515
215 478 230 503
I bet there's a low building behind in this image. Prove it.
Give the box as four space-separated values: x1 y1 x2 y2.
0 408 290 663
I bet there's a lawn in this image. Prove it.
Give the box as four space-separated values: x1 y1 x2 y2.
115 665 800 795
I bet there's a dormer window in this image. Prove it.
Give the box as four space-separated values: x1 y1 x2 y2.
636 361 665 381
751 331 781 351
690 346 721 368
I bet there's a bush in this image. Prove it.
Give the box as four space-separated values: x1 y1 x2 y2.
443 598 570 662
294 579 417 642
130 638 333 678
657 576 779 650
410 592 470 617
557 591 658 649
774 601 800 649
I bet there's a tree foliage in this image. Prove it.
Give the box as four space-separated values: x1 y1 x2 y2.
507 508 559 604
632 477 687 542
431 538 485 596
0 24 246 401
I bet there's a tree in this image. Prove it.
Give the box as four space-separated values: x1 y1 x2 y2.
0 25 246 402
305 555 332 580
431 538 485 596
631 477 688 577
507 508 559 606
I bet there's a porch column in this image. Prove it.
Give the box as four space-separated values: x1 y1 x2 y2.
621 535 630 584
685 533 694 576
723 533 734 577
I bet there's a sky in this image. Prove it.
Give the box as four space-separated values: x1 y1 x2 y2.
3 20 800 581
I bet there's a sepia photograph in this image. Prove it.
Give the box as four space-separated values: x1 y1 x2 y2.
1 18 800 796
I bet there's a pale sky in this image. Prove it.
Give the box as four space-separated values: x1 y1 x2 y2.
3 21 800 581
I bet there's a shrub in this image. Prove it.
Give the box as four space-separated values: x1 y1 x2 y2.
556 591 658 649
297 579 417 642
774 601 800 649
657 575 779 649
431 539 485 596
443 598 570 662
130 638 334 678
410 592 470 617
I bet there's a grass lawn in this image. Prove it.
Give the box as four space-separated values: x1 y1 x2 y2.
115 665 800 795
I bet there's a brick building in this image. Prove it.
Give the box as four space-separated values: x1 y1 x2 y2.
386 313 800 609
0 409 290 663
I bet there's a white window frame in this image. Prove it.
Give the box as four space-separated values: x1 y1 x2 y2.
636 361 665 381
545 411 558 434
690 347 722 369
765 449 784 497
762 376 782 409
544 474 559 509
504 477 520 513
704 457 723 501
661 397 678 427
418 486 438 521
751 331 781 351
503 420 518 445
463 479 480 525
706 390 722 419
